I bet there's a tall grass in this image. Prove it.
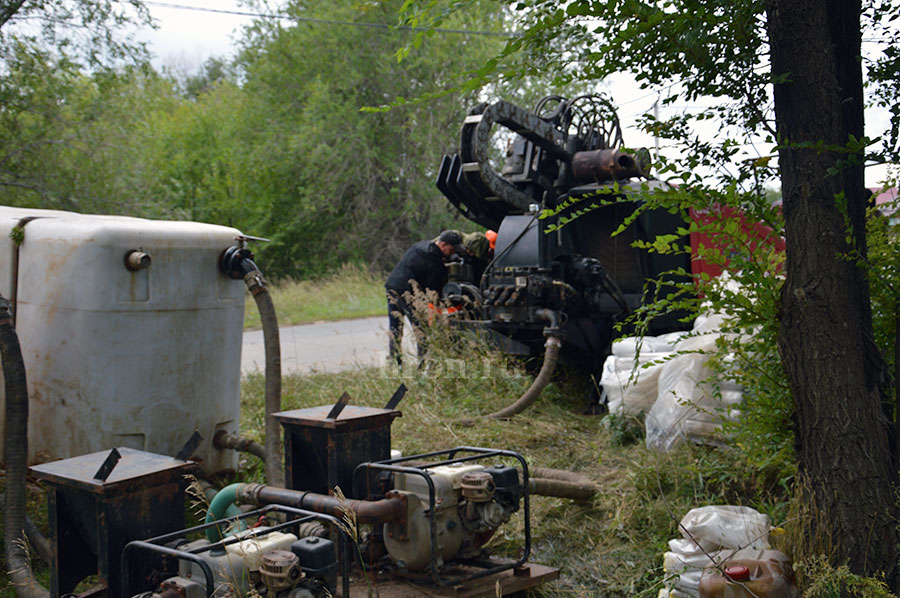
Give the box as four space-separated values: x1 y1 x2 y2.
244 263 385 329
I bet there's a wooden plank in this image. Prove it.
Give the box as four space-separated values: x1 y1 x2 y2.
344 563 559 598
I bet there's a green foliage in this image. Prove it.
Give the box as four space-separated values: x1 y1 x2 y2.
0 0 516 280
0 1 155 205
0 1 151 66
9 226 24 246
865 196 900 384
130 0 511 279
0 55 179 212
866 2 900 164
397 0 772 132
800 556 897 598
668 195 792 469
606 411 645 447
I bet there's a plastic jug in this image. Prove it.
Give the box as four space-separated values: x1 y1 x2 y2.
698 549 797 598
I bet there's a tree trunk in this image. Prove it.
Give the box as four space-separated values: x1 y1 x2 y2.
766 0 899 583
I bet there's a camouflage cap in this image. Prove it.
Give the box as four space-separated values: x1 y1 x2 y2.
463 231 490 260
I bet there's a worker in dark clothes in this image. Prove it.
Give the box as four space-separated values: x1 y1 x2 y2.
385 230 464 366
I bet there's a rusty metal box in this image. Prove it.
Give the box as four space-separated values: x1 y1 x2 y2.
274 405 400 498
30 447 195 598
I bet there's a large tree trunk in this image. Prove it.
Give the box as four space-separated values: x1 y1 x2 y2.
766 0 899 583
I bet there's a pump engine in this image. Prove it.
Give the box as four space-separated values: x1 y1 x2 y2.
142 527 339 598
383 461 523 571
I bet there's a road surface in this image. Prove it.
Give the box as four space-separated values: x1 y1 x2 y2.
241 316 414 375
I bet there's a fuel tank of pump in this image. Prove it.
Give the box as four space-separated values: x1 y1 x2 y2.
0 206 246 472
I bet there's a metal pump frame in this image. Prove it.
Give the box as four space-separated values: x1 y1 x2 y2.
121 505 353 598
352 446 531 587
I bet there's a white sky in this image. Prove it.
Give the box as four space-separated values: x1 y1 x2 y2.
137 0 258 71
139 1 894 188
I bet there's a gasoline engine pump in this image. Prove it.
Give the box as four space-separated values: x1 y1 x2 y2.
378 460 524 572
127 442 538 598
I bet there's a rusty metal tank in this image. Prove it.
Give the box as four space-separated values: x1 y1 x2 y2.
0 206 246 472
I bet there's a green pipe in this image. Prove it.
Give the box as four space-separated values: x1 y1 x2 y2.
205 483 247 542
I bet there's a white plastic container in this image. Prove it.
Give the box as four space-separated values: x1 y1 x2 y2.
0 206 246 472
225 530 299 572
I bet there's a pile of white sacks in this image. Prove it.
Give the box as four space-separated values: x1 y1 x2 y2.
600 311 744 451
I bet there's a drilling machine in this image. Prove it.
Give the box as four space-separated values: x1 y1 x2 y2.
436 95 693 389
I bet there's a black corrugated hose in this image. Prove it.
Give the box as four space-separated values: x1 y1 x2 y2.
221 245 284 488
0 495 50 565
0 295 49 598
244 270 285 488
485 309 564 420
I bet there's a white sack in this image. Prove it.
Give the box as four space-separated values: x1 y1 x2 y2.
602 352 671 415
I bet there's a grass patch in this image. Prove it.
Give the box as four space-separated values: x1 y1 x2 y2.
244 263 385 329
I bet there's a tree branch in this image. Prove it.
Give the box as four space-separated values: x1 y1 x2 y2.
0 0 28 30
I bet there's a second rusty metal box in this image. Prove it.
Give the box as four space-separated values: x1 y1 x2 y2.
273 404 400 498
30 447 195 598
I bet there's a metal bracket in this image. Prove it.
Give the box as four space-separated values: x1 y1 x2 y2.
93 448 121 481
383 384 407 411
326 392 351 420
175 430 203 462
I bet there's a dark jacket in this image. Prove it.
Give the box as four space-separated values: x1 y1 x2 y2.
385 240 446 295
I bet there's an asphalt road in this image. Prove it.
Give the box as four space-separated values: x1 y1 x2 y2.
241 315 413 376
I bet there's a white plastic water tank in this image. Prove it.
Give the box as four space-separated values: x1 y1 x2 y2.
0 206 247 472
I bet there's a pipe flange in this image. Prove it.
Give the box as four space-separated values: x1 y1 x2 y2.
238 482 266 505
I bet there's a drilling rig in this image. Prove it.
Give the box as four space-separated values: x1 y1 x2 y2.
436 95 693 390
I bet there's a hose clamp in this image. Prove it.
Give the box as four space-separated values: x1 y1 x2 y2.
243 270 268 295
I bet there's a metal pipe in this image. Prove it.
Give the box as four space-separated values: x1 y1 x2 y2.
571 148 647 182
214 430 266 461
238 484 407 525
124 250 151 271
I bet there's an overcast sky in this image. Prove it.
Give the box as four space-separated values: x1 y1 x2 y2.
137 1 260 70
